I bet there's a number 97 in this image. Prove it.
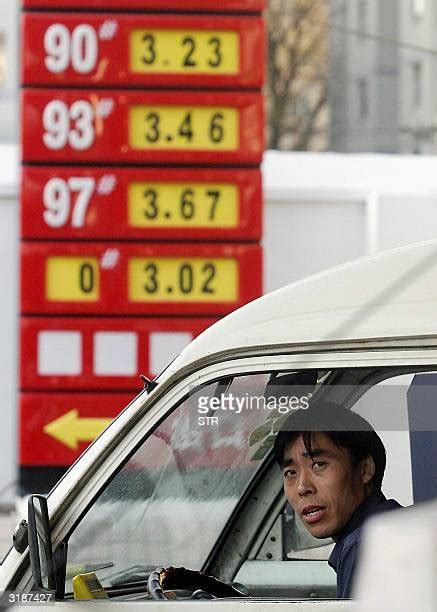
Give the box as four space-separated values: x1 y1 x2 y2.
43 177 95 229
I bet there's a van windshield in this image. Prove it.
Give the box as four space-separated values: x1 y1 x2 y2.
65 371 311 591
63 366 437 597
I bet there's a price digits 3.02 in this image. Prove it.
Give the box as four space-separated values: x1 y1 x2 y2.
143 262 217 295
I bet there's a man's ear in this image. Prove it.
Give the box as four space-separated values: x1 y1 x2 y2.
360 455 375 485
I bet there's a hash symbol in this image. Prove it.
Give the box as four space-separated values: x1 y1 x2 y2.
99 20 119 41
97 98 115 118
97 175 117 196
101 248 120 270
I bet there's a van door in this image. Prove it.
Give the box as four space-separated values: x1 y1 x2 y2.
9 347 437 610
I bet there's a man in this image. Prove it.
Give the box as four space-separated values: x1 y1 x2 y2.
273 401 401 598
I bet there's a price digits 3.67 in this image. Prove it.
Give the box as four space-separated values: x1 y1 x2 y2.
142 188 220 221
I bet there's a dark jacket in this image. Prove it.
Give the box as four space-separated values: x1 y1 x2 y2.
328 490 402 598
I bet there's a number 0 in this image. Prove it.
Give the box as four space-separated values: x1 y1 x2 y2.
79 263 94 293
71 25 98 74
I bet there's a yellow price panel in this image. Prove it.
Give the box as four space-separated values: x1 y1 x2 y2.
46 257 99 302
130 30 239 75
129 258 238 303
128 183 238 228
129 106 238 150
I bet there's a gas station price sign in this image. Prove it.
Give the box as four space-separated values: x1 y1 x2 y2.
21 242 262 316
20 392 134 465
22 0 265 11
22 89 263 165
22 14 264 89
21 167 262 241
21 316 216 391
19 0 265 487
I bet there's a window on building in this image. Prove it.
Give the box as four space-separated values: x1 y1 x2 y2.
0 31 6 87
357 78 369 119
412 61 422 107
357 0 367 38
333 0 346 19
412 0 426 18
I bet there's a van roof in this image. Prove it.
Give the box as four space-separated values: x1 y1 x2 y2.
165 240 437 378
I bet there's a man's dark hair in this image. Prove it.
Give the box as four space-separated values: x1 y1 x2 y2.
273 401 387 490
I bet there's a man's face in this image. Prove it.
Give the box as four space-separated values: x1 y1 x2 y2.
282 432 372 540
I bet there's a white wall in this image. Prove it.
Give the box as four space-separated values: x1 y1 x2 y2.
263 150 437 291
0 145 18 505
0 0 18 143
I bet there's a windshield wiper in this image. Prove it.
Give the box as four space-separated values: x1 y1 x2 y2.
106 565 158 587
66 561 114 579
140 375 158 393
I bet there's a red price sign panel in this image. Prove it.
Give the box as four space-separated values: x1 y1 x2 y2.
22 14 264 89
21 242 262 316
22 89 263 165
21 167 262 242
21 316 216 391
22 0 265 11
20 392 133 465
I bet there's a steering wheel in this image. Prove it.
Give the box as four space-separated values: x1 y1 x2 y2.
147 566 249 600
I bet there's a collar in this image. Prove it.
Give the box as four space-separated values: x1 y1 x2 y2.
328 489 385 570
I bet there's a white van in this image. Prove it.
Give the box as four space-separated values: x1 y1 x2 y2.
1 240 437 611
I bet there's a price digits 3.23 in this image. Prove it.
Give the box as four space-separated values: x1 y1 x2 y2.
142 33 222 68
131 29 238 74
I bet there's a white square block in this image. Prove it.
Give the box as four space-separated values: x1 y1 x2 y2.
150 332 192 376
94 332 138 376
38 331 82 375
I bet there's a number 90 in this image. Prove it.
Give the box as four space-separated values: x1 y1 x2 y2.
44 23 98 74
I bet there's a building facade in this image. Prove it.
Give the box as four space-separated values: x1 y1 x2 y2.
0 0 18 143
329 0 437 153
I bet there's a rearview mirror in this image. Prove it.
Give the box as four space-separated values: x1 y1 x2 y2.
28 495 56 592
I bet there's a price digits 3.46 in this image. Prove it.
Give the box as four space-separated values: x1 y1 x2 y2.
144 110 225 144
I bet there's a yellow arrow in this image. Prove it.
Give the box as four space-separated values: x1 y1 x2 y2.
43 410 113 451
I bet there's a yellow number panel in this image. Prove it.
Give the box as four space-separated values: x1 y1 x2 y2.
130 29 239 74
46 257 99 302
128 183 238 228
128 257 238 302
129 106 238 150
